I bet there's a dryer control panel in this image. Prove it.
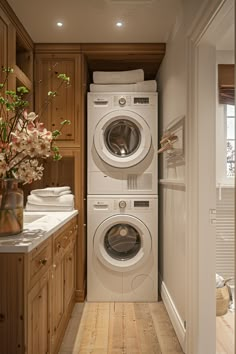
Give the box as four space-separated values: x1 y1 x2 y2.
113 95 155 107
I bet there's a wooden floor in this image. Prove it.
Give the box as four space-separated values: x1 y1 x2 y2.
59 301 184 354
59 301 234 354
216 310 234 354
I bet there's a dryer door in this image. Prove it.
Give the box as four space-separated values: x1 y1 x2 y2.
94 110 152 168
93 214 152 272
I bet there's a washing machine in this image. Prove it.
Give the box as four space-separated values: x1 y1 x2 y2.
87 93 158 195
87 195 158 302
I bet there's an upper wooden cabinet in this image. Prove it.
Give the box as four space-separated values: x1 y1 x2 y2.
0 0 33 92
34 48 82 147
0 8 9 82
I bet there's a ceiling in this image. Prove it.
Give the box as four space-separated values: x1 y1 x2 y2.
7 0 182 43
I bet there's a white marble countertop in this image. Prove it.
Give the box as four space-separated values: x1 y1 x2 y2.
0 210 78 253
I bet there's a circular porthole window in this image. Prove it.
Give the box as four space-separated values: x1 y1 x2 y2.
94 111 152 168
93 214 152 272
104 223 141 261
104 120 141 158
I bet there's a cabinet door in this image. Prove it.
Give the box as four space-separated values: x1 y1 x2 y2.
35 54 81 146
0 9 10 83
52 260 64 336
28 272 50 354
64 245 75 308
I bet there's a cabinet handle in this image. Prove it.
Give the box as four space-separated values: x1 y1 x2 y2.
57 243 61 250
39 258 47 266
53 264 56 269
66 134 72 137
69 257 72 261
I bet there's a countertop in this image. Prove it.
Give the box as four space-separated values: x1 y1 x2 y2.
0 210 78 253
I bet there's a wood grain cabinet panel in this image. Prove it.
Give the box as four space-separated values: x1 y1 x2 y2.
0 9 8 82
34 54 81 146
28 271 51 354
64 245 76 309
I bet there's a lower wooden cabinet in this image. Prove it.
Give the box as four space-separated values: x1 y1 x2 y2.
0 215 78 354
28 271 51 354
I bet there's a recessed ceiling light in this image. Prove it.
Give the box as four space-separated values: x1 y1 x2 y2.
57 22 63 27
116 21 123 27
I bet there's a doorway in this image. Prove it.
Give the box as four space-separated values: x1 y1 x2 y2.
186 0 235 352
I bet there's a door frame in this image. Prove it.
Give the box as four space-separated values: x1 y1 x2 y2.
185 0 231 352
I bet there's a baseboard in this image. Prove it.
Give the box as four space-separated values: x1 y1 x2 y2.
75 288 86 302
159 274 186 352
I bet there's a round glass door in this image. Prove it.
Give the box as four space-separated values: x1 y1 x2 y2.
104 120 141 158
93 215 152 272
104 223 141 261
94 110 152 168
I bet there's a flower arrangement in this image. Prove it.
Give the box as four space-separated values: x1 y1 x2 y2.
0 67 71 184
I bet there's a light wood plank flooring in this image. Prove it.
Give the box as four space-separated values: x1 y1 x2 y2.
216 311 234 354
59 301 184 354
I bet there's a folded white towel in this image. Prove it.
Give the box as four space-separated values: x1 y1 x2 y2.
93 69 144 84
90 80 157 93
27 194 74 207
31 186 71 197
25 203 74 212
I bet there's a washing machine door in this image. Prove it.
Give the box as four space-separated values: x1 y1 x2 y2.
94 110 152 168
93 214 152 272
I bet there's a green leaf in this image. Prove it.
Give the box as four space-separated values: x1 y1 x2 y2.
52 130 61 138
2 67 13 73
53 152 62 161
57 73 70 83
48 91 57 97
17 86 29 94
60 119 71 126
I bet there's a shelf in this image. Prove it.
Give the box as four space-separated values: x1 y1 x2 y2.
159 179 186 187
14 64 32 90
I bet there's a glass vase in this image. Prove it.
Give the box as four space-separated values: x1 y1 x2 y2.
0 179 24 237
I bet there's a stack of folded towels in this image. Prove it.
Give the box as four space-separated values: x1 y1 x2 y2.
25 186 74 211
90 69 157 93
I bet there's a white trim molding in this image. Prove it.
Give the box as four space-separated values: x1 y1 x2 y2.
186 0 231 353
159 275 186 352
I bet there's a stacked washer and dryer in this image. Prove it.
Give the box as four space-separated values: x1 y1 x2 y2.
87 92 158 302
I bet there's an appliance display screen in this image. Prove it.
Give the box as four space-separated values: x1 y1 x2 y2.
134 97 149 104
134 201 149 207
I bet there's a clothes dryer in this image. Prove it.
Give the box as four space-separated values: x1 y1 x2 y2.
87 195 158 302
87 93 158 195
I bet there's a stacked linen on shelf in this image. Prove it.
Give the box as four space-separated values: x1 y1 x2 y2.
25 186 74 211
90 69 157 93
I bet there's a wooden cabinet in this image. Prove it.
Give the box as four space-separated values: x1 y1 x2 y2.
64 246 76 308
0 8 9 82
34 50 82 146
34 45 87 301
0 215 78 354
51 217 77 354
28 271 51 354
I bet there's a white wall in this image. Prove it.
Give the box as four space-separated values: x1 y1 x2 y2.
157 0 217 350
157 0 186 326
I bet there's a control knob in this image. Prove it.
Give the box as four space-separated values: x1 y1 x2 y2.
119 200 127 209
119 97 126 106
